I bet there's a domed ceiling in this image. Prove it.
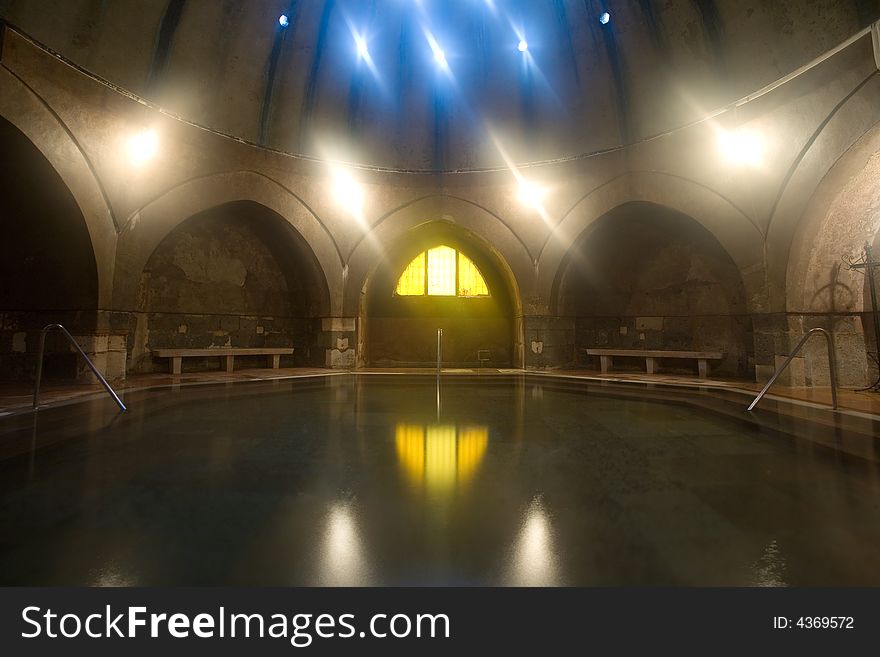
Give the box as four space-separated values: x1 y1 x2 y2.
2 0 878 170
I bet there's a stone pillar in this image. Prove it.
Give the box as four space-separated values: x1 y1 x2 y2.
522 316 575 369
71 331 128 384
752 313 792 384
320 317 357 369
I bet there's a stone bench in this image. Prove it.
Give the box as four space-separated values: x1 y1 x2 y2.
153 347 294 375
584 349 724 379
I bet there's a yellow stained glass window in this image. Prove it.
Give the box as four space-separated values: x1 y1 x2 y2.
395 252 426 296
457 252 489 297
395 245 489 297
427 246 456 296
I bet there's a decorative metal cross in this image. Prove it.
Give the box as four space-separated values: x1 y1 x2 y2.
843 243 880 391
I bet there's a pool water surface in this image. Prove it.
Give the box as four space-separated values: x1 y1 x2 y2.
0 375 878 586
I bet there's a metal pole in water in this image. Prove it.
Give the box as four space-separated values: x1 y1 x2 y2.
437 328 443 374
436 328 443 421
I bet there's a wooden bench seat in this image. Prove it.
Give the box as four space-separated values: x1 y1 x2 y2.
584 349 724 379
153 347 294 374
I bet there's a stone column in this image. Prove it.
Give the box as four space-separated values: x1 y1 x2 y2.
320 317 357 369
71 331 128 384
522 315 576 369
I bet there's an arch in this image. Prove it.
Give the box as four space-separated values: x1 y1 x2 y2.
129 200 330 372
539 171 766 314
344 194 532 317
359 220 524 368
0 66 117 306
555 201 753 377
113 170 342 314
766 73 880 310
784 120 880 387
0 114 101 381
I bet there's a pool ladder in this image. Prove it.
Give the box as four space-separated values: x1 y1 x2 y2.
32 324 127 412
747 327 838 412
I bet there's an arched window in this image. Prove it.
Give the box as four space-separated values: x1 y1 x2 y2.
395 245 490 297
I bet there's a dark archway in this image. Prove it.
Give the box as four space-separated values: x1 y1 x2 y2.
557 202 752 378
130 200 329 372
0 116 99 380
364 222 516 367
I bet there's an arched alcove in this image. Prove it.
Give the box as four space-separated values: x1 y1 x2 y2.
363 222 518 367
785 122 880 386
130 200 329 372
0 116 99 380
557 202 751 378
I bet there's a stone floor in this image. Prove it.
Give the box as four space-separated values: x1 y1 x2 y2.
2 367 880 418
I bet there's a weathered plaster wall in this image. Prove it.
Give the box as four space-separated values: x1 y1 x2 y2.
557 203 751 377
785 122 880 386
130 201 323 372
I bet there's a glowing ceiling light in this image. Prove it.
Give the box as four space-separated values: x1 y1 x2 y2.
279 14 290 28
718 128 765 167
126 129 158 166
331 167 365 219
599 12 611 25
518 39 528 53
355 34 369 59
517 180 546 210
424 31 449 71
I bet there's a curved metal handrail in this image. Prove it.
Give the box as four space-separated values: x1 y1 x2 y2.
748 327 838 412
32 324 127 412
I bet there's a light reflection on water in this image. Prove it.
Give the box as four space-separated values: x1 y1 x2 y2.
91 563 136 587
751 540 788 587
315 501 372 586
503 496 560 586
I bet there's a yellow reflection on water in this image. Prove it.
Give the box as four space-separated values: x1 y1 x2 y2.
395 423 489 493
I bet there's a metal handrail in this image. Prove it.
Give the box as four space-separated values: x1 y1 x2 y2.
747 327 838 412
32 324 127 412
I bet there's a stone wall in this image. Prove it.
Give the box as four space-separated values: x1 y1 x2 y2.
129 202 322 373
556 202 752 377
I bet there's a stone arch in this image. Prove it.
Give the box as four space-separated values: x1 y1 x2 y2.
0 114 103 381
113 170 342 315
0 67 117 306
344 194 532 317
129 200 330 372
538 171 766 315
356 217 525 368
554 200 753 377
785 121 880 387
766 71 880 311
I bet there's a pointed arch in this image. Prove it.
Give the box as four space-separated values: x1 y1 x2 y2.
113 170 340 314
344 194 531 316
538 170 766 313
0 66 117 306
